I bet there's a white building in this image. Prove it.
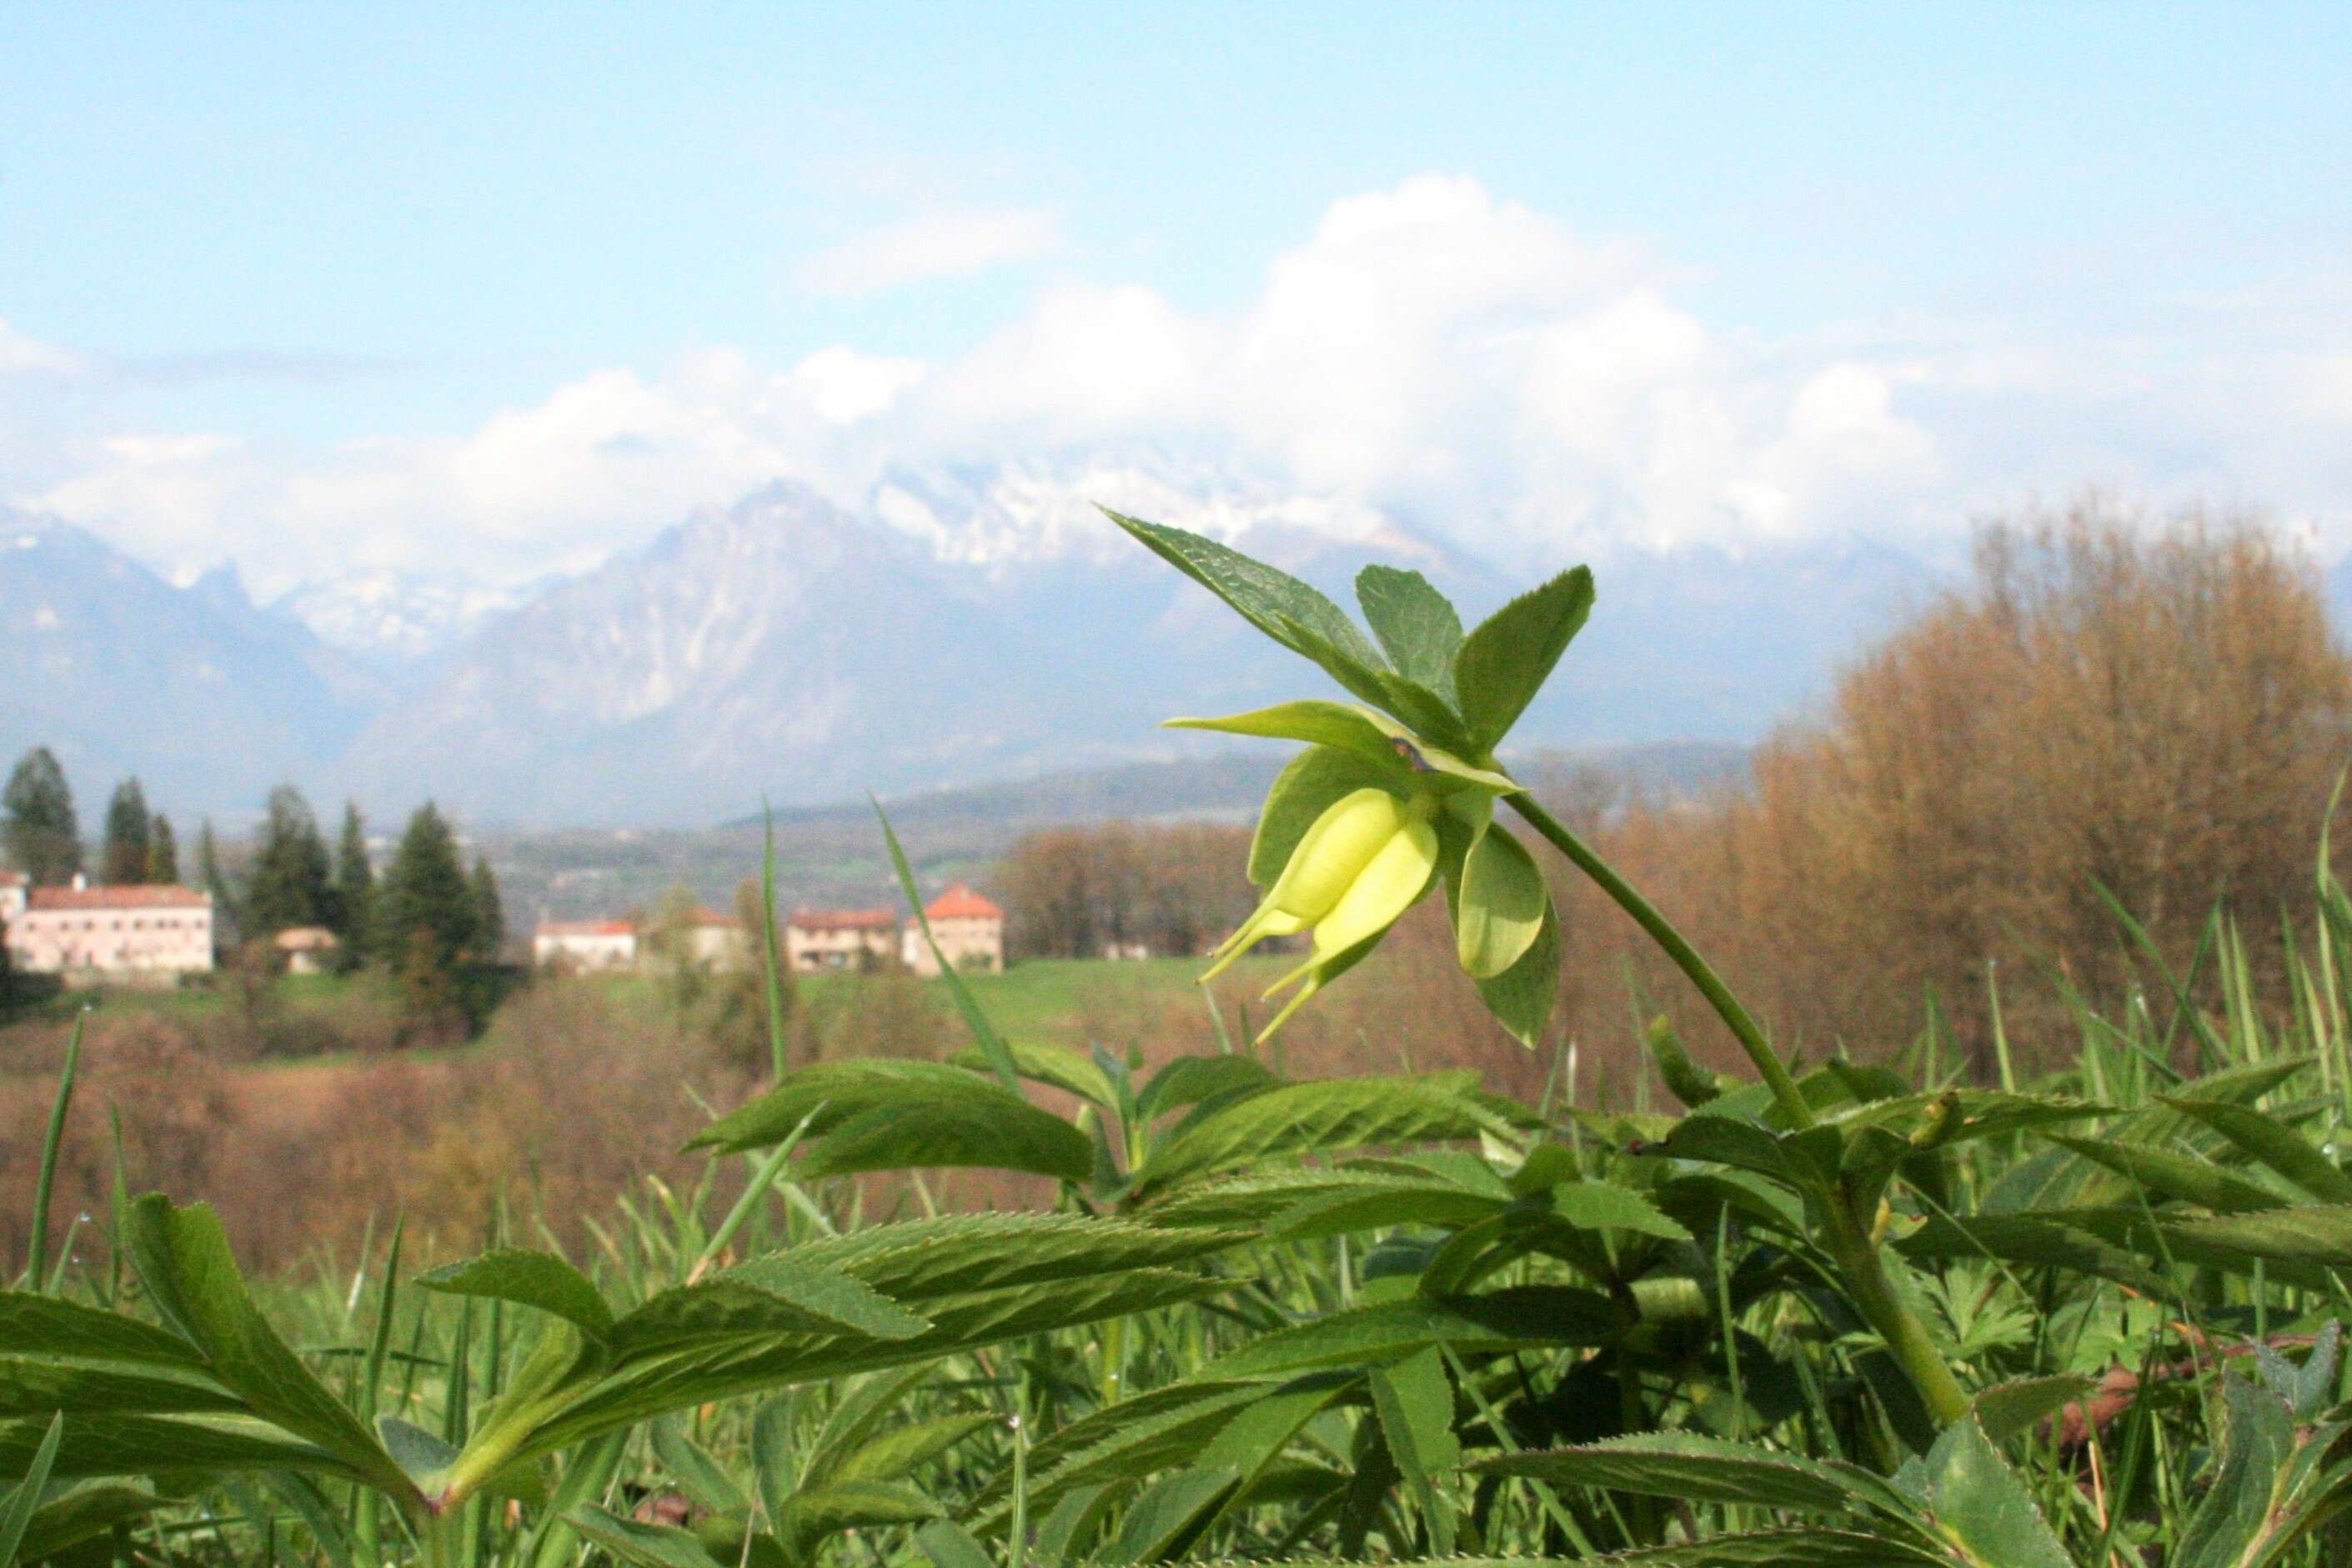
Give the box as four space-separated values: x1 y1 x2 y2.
1 874 215 983
785 908 898 973
903 884 1005 976
533 919 639 971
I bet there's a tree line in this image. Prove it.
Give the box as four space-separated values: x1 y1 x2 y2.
992 819 1257 960
0 753 504 989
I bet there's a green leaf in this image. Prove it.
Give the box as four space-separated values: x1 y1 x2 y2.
0 1411 63 1565
122 1195 407 1496
1550 1180 1692 1241
2165 1205 2352 1270
614 1263 929 1355
1357 565 1464 698
820 1412 995 1486
916 1519 996 1568
968 1380 1267 1532
415 1250 615 1343
1918 1419 2069 1568
1969 1376 2093 1445
2160 1096 2352 1205
1104 508 1390 678
1100 1466 1241 1565
1472 890 1561 1048
1476 1430 1908 1517
566 1503 726 1568
2047 1135 2288 1213
0 1355 240 1420
651 1415 747 1515
783 1212 1248 1300
689 1060 990 1152
0 1292 210 1367
796 1096 1095 1185
775 1480 941 1554
1136 1074 1527 1192
0 1411 351 1481
1136 1054 1278 1121
1167 701 1514 794
1205 1288 1628 1378
1453 567 1594 749
12 1481 163 1563
377 1415 460 1491
1455 820 1550 979
1370 1347 1460 1553
950 1038 1121 1110
2172 1374 2296 1568
1595 1531 1947 1565
1266 1175 1509 1240
1246 744 1407 888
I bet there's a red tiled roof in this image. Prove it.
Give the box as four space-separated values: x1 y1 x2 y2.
0 870 25 888
28 885 208 910
537 919 634 939
789 908 897 931
925 883 1002 921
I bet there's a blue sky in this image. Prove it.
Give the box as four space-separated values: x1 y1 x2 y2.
3 3 2349 589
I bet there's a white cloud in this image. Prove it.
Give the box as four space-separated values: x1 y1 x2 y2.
796 207 1062 297
11 176 2352 594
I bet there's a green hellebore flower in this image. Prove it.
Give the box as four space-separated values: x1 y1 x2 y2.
1200 785 1441 1041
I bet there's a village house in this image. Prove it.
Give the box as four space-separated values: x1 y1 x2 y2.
785 908 897 974
0 873 215 984
903 884 1005 976
533 918 639 971
672 908 750 971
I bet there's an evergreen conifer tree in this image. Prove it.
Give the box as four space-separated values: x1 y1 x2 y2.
101 778 153 884
2 747 82 884
148 814 180 884
469 856 504 962
243 785 333 935
332 802 374 967
374 804 479 976
195 819 236 926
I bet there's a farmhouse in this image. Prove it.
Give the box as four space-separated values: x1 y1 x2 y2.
533 918 638 971
273 925 342 974
903 884 1005 975
0 874 216 982
785 908 897 973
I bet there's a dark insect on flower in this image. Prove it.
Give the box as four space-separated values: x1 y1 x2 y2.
1388 735 1434 772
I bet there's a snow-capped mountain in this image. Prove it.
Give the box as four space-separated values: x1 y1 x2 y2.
1 468 1950 828
270 569 535 669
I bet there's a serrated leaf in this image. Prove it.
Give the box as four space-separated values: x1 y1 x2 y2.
969 1380 1268 1532
1137 1074 1526 1192
688 1060 989 1153
950 1039 1121 1110
651 1414 746 1515
123 1195 407 1496
1598 1530 1947 1565
2047 1136 2288 1214
415 1250 615 1343
1205 1288 1628 1379
1101 1465 1241 1565
782 1213 1249 1300
1105 508 1390 678
795 1095 1094 1185
776 1480 942 1553
1551 1180 1692 1241
1476 1429 1908 1517
1357 565 1464 697
0 1355 241 1420
1453 567 1594 749
2160 1096 2352 1205
1371 1347 1460 1551
823 1412 994 1486
2169 1205 2352 1270
1456 821 1549 979
1167 701 1513 794
0 1293 209 1367
1968 1376 2093 1444
0 1411 352 1480
1266 1176 1508 1241
566 1503 725 1568
12 1481 164 1562
1830 1090 2113 1145
1919 1418 2069 1568
2172 1374 2296 1568
1137 1054 1279 1121
613 1259 929 1356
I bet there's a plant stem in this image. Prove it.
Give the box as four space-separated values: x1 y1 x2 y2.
1506 794 1816 1130
1507 791 1976 1427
